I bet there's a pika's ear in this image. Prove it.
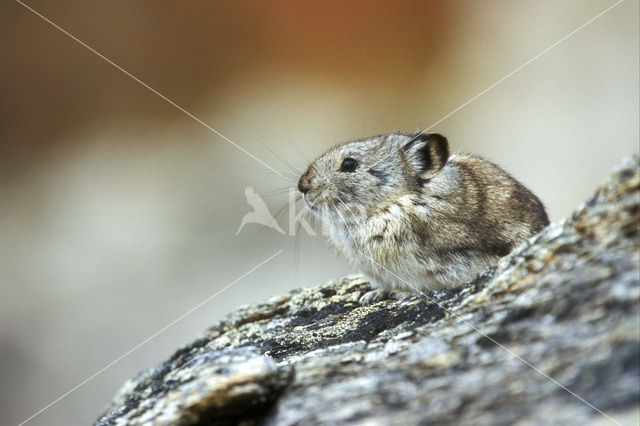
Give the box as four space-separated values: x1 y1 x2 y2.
403 133 449 180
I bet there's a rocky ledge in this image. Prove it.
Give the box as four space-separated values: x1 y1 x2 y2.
97 156 639 426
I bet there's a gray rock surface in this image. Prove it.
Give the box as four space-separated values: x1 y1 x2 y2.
96 156 639 426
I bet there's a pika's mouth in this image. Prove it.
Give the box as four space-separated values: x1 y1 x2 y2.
301 192 318 211
301 191 328 218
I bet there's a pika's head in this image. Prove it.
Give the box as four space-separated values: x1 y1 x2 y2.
298 132 449 218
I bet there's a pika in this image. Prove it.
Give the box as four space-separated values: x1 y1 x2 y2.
298 132 549 304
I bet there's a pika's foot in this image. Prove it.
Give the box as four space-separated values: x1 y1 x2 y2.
359 289 390 305
388 290 414 300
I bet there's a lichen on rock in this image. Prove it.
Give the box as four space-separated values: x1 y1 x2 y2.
96 156 639 425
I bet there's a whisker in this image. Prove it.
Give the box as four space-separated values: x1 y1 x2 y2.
283 171 300 181
258 139 304 176
272 200 290 223
336 196 376 262
292 223 300 285
258 187 294 198
290 139 312 163
238 165 297 182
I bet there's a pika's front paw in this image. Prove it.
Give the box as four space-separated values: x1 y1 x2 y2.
359 289 390 305
388 290 414 300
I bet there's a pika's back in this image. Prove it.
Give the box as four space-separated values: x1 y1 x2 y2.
425 153 549 257
454 155 547 229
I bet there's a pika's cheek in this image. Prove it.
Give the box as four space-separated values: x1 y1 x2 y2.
306 187 333 208
332 185 356 203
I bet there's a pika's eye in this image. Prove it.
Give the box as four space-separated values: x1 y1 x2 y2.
339 157 358 172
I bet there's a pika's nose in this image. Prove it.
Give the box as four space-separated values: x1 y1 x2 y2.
298 173 310 194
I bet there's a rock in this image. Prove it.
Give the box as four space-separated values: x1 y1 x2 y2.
96 345 291 426
96 156 639 426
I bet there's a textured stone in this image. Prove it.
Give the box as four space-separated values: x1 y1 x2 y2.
97 156 639 426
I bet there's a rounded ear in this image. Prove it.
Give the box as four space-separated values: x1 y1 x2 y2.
403 133 450 180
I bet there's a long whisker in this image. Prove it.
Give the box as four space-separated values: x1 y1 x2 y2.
335 196 376 261
272 200 290 223
332 203 356 243
239 165 297 183
332 205 359 264
259 140 304 176
290 139 312 163
258 187 293 198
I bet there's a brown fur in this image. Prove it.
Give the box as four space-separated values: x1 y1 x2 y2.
298 132 549 304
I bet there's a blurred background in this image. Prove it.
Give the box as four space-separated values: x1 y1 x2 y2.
1 0 638 424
